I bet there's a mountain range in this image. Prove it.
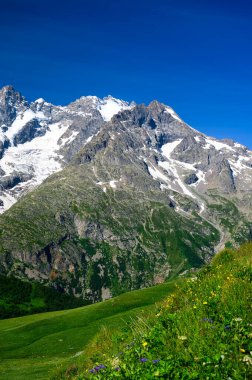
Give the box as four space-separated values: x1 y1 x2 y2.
0 85 252 304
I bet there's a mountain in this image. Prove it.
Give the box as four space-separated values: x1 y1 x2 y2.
0 85 133 211
0 85 252 304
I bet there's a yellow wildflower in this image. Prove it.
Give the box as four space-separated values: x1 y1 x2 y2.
203 301 208 305
178 335 187 341
142 341 148 348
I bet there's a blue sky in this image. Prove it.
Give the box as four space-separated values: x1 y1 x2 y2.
0 0 251 146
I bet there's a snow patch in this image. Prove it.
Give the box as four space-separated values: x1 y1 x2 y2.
35 98 45 104
86 135 94 143
5 109 47 144
165 107 182 122
148 165 170 183
97 97 132 121
1 122 70 186
205 138 235 152
159 160 196 199
156 138 206 212
161 139 182 158
60 131 79 146
202 143 211 150
0 192 16 214
229 156 252 176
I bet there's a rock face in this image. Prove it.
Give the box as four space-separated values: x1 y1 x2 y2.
0 85 28 128
0 85 252 303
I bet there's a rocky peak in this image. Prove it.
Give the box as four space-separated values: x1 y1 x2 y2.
147 99 166 113
0 85 251 216
0 85 29 128
0 85 28 108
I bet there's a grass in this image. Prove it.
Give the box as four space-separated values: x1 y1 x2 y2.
0 278 179 380
63 243 252 379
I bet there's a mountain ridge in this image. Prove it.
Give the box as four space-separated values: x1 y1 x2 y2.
0 85 252 304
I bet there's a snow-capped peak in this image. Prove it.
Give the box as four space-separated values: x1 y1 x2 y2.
35 98 45 104
97 96 132 121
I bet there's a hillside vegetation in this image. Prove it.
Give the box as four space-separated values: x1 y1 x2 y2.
0 279 179 380
0 275 88 319
58 243 252 380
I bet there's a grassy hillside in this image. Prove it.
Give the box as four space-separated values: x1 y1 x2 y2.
0 278 179 380
59 243 252 379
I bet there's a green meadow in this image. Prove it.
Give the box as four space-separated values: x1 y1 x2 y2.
0 279 179 380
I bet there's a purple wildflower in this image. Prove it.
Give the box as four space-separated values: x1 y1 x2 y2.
140 358 148 362
152 359 160 364
94 364 106 371
202 318 213 323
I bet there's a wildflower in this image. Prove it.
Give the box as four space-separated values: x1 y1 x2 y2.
240 348 246 353
193 305 197 309
142 341 148 348
140 358 148 362
111 357 120 367
202 318 213 323
152 359 160 364
233 318 242 322
178 335 187 341
225 325 231 330
243 356 252 365
92 364 106 371
115 367 120 371
203 301 208 305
